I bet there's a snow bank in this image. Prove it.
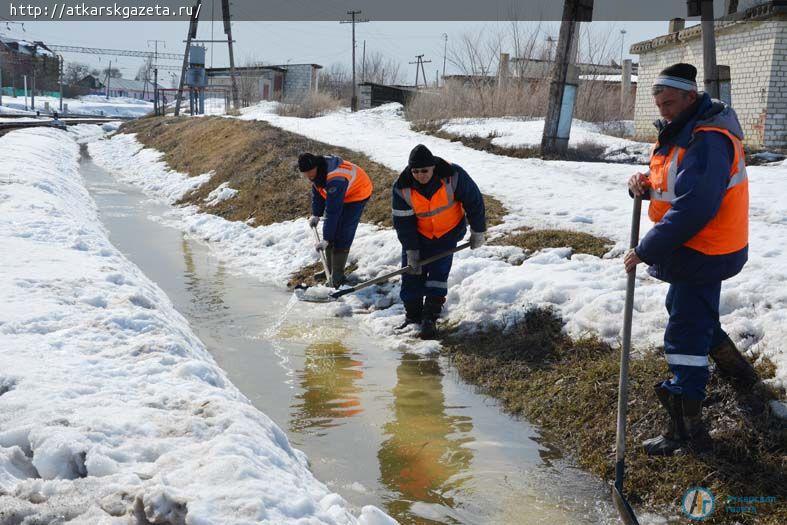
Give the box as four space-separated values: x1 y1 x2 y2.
1 95 153 118
0 127 392 524
204 181 238 206
92 109 787 391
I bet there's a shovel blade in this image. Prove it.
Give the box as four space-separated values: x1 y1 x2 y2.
293 287 337 303
612 486 640 525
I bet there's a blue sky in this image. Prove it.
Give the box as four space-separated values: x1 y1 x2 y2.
2 20 672 86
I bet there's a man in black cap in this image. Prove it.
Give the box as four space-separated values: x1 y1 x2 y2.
298 152 373 287
392 144 486 339
625 63 756 456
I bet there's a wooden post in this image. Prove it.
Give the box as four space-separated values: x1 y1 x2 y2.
621 59 632 114
701 0 719 99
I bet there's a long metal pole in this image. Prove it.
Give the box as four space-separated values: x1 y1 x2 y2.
612 196 642 525
701 0 719 99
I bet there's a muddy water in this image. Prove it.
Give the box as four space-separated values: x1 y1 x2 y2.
81 149 621 525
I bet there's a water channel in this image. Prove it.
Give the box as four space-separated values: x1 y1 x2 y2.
80 144 621 525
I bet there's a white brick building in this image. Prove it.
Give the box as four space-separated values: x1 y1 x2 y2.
631 1 787 151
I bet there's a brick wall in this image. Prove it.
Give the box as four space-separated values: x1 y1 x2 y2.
633 19 786 151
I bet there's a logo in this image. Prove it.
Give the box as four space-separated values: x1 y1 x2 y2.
682 487 715 520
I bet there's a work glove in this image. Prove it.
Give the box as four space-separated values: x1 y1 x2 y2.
315 240 329 253
308 215 320 228
469 231 485 249
406 250 421 275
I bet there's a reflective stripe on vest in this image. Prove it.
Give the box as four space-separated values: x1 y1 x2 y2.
647 126 749 255
316 161 373 203
395 174 465 239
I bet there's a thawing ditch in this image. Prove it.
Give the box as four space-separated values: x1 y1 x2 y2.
80 146 623 525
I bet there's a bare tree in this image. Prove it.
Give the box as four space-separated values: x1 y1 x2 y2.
363 51 403 85
319 62 352 101
64 62 91 85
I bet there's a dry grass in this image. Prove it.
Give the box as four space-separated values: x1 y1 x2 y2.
118 116 505 229
276 92 343 118
494 228 613 258
405 82 551 122
442 308 786 524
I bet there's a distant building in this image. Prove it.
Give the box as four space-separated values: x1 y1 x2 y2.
631 1 787 150
0 35 60 96
80 74 163 101
206 63 322 105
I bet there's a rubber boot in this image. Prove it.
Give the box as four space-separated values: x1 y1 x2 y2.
419 297 444 340
642 382 686 456
396 300 423 330
314 246 332 283
709 334 758 388
682 398 712 454
330 249 349 288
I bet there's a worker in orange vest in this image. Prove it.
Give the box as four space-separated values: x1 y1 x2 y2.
298 153 373 287
625 63 757 456
392 144 486 340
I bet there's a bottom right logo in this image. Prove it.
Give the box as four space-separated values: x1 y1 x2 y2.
682 487 716 520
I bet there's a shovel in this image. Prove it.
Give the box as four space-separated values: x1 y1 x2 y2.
311 224 331 284
331 242 471 299
296 242 471 303
612 196 642 525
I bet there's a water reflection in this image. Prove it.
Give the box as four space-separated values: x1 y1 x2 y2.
379 355 474 524
290 341 364 436
181 236 229 320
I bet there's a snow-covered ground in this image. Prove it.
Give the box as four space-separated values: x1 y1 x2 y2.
0 94 153 118
435 116 649 163
87 102 787 397
0 127 393 524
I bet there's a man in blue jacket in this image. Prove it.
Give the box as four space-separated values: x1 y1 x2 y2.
299 153 373 287
392 144 486 339
625 63 757 456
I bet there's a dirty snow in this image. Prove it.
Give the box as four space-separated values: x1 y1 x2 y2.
90 104 787 394
0 127 392 524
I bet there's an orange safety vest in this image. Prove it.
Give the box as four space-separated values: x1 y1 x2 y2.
316 160 373 203
648 126 749 255
396 173 465 239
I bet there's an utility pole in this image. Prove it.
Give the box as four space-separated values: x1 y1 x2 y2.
619 29 627 66
687 0 719 99
409 54 431 88
148 40 166 115
701 0 719 99
175 0 201 116
441 33 448 86
105 59 112 100
361 40 366 83
541 0 594 157
222 0 239 110
58 55 63 111
340 10 368 112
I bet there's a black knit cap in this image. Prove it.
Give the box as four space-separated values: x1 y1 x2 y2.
408 144 435 169
298 152 318 172
654 63 697 91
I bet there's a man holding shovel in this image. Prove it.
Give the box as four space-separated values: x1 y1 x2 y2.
299 152 373 288
392 144 486 339
624 63 757 456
